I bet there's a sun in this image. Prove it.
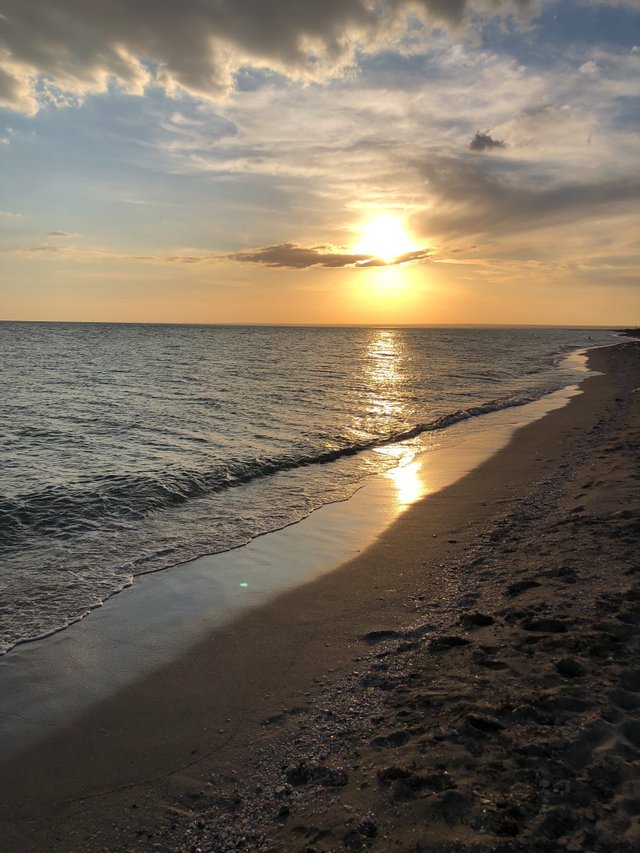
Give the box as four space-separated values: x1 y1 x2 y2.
353 215 418 263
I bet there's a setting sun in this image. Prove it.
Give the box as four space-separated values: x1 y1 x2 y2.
353 215 418 262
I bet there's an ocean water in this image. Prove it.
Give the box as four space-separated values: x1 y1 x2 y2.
0 323 617 655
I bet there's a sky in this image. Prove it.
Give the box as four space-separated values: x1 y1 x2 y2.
0 0 639 325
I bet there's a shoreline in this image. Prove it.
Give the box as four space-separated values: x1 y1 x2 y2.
1 341 638 851
0 356 590 762
0 339 604 663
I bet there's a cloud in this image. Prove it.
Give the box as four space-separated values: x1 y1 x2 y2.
470 130 507 151
0 0 539 113
416 155 640 239
46 231 81 237
0 210 22 217
227 242 432 268
0 56 39 114
155 39 638 196
120 36 637 271
10 243 70 254
5 239 433 269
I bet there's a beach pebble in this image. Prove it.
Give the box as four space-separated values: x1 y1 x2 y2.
555 657 586 678
361 630 399 644
466 714 505 734
430 789 473 824
370 730 410 749
505 580 541 597
273 785 290 797
356 819 378 838
377 765 411 783
460 612 494 628
429 635 471 652
473 653 507 670
343 821 378 850
284 761 348 788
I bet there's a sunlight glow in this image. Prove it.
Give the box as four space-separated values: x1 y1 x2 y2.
353 215 418 262
371 263 420 297
345 264 431 324
388 460 428 507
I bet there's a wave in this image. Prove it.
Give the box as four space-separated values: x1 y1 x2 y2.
0 387 553 547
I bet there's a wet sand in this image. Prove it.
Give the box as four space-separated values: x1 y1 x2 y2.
0 341 638 852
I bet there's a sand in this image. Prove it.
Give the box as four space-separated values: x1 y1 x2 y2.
0 340 638 852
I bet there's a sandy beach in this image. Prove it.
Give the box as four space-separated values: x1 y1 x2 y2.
1 338 639 852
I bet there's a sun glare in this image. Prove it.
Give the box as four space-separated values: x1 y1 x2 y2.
353 215 418 262
389 460 428 507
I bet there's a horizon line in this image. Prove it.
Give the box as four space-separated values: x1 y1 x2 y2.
0 320 632 331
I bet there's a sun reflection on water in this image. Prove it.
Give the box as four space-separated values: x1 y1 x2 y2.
387 459 428 507
365 328 403 420
367 329 400 376
359 331 429 509
347 329 407 444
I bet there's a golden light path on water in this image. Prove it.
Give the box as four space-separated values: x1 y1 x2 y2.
365 327 402 419
388 459 429 507
362 328 430 509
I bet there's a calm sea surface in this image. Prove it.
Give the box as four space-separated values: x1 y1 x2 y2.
0 323 617 654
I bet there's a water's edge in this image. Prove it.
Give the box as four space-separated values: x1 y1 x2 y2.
0 353 596 761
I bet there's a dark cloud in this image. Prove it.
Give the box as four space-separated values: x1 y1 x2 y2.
470 130 507 151
227 242 432 268
416 155 640 239
46 231 80 237
5 243 434 267
0 0 535 113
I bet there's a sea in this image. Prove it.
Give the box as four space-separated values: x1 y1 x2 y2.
0 323 618 656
